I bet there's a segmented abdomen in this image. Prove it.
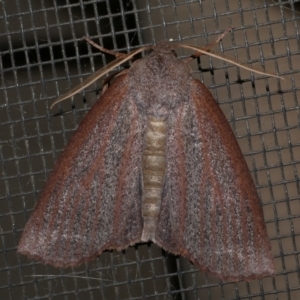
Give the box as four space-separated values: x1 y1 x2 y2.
141 117 166 241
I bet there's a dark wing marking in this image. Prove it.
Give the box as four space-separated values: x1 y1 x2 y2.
18 75 143 267
155 79 275 281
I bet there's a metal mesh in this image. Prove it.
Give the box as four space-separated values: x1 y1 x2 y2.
0 0 299 299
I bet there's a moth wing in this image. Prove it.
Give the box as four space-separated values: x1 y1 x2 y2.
154 79 275 281
18 75 143 267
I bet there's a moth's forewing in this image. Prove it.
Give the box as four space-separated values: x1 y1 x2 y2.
154 79 275 281
18 74 144 267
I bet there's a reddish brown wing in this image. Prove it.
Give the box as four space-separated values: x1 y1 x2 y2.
18 75 144 267
154 79 275 281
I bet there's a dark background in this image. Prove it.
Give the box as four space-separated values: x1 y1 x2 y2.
0 0 299 299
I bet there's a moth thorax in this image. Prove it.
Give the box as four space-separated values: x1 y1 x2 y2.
141 117 167 242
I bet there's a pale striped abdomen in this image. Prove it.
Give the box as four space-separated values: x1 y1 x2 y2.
141 117 166 241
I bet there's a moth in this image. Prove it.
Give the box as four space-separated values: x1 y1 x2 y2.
18 30 280 281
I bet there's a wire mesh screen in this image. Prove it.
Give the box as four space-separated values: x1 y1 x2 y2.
0 0 299 299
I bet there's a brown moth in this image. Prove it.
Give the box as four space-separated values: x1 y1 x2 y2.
18 31 280 281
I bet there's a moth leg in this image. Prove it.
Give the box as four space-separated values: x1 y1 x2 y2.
183 26 234 63
83 36 127 58
203 26 234 52
102 69 129 94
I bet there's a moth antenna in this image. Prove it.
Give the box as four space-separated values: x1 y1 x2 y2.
175 43 283 80
50 46 151 109
51 36 283 110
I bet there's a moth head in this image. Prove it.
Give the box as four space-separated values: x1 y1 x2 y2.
152 42 177 57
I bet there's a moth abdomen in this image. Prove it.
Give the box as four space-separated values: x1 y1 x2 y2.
141 117 167 241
